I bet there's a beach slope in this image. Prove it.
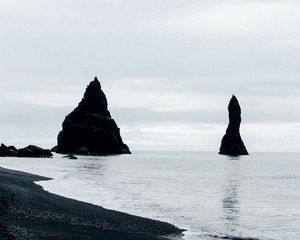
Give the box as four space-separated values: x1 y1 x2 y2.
0 167 183 240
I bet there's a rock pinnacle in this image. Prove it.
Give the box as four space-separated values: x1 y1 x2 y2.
219 95 248 155
54 76 130 155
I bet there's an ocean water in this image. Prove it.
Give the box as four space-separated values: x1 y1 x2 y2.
0 151 299 240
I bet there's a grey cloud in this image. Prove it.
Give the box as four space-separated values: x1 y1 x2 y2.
112 106 300 125
0 0 300 151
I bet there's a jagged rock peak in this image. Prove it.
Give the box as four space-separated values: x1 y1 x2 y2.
54 76 131 155
78 76 108 112
219 95 248 156
228 95 240 114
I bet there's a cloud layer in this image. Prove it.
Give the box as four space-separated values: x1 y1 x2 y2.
1 0 300 151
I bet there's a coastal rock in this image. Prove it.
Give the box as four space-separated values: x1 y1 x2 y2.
54 77 130 155
51 146 58 152
63 154 78 159
0 144 52 158
17 145 53 158
219 95 249 155
0 144 18 157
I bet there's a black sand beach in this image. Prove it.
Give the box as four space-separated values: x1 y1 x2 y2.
0 167 183 240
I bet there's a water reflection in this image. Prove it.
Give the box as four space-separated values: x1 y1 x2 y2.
223 181 240 223
76 156 106 179
222 156 241 233
228 155 241 161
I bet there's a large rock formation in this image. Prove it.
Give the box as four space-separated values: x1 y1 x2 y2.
53 77 130 155
219 95 248 155
0 143 53 158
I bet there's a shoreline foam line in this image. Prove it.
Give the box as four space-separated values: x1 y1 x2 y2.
0 167 184 240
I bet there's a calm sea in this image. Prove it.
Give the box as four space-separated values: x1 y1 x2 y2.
0 152 299 240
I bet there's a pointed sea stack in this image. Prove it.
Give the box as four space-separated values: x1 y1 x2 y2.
219 95 248 155
54 77 130 155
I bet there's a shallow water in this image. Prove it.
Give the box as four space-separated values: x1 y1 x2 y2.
0 152 299 240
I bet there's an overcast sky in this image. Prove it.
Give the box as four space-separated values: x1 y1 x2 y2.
1 0 300 152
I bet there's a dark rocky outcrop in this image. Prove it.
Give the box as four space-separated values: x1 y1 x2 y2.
0 144 18 157
219 95 249 156
53 77 130 155
17 145 53 158
63 154 78 159
0 144 52 158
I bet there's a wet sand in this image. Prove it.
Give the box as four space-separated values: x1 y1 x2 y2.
0 167 183 240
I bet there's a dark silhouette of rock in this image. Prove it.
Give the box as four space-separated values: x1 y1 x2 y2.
219 95 249 156
0 144 18 157
53 77 130 155
17 145 53 158
51 146 58 152
63 154 78 159
0 143 52 158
